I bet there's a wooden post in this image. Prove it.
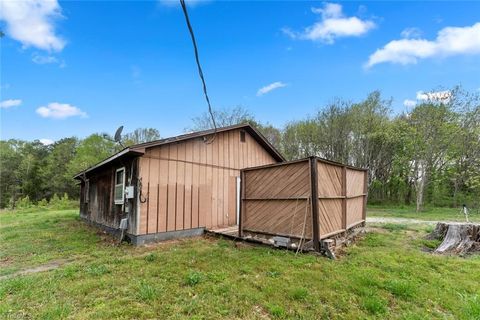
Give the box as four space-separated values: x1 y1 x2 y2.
362 170 368 221
238 170 246 237
341 166 347 230
309 157 321 252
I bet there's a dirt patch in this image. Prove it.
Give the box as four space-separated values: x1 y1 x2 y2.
0 259 71 280
367 217 439 225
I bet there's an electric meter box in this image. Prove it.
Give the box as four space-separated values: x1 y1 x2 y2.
125 186 135 199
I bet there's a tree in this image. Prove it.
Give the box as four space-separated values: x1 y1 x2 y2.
190 106 255 130
44 138 79 199
66 134 117 178
189 106 282 147
122 128 160 146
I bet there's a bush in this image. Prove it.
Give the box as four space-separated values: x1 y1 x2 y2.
37 198 49 208
16 196 33 209
49 193 76 210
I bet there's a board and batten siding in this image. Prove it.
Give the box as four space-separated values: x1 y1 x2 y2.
137 128 277 235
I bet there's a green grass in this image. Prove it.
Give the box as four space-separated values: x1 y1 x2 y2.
1 209 480 319
367 205 480 222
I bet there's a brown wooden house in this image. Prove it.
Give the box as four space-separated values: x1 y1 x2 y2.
74 124 284 244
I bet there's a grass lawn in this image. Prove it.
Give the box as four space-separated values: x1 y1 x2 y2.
1 209 480 319
367 205 480 223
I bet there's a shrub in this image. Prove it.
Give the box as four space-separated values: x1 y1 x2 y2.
49 193 77 210
16 196 33 209
37 198 48 208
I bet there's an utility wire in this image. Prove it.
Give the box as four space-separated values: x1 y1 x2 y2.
179 0 217 134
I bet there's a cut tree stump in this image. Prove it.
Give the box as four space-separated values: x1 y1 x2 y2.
429 222 480 254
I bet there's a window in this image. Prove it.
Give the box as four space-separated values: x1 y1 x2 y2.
240 130 246 142
114 167 125 205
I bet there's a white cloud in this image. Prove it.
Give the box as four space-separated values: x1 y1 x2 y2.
39 138 54 145
401 27 422 39
257 82 287 96
403 99 417 107
416 90 452 102
32 53 57 64
283 2 376 44
0 0 65 51
0 99 22 108
36 102 87 119
366 22 480 68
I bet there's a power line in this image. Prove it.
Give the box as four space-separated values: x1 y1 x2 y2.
179 0 217 133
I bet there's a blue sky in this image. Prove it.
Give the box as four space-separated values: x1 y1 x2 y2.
1 1 480 143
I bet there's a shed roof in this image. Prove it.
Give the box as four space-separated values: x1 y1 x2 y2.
74 123 285 179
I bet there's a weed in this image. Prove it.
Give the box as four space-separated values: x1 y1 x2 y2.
384 279 417 299
144 253 157 262
137 280 158 301
266 304 285 318
185 271 203 286
361 295 388 315
289 288 308 300
85 264 109 276
459 293 480 319
266 270 281 278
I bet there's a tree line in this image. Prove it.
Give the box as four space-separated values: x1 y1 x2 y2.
1 87 479 211
0 129 160 209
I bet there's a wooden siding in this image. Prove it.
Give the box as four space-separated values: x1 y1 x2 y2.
240 158 367 244
137 128 277 235
242 160 312 238
317 162 367 238
79 157 138 234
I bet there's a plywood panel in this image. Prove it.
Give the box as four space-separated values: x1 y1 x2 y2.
317 161 342 197
157 146 169 232
243 199 312 238
147 155 159 234
346 197 364 227
167 144 177 231
184 142 193 230
245 161 310 199
176 143 185 230
346 169 365 197
318 199 343 237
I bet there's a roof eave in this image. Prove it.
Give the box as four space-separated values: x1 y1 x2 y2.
73 148 144 180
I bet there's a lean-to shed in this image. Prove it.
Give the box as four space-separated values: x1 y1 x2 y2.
239 157 367 252
74 124 284 244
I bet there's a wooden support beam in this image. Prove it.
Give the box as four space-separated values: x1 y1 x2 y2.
309 157 321 252
341 166 347 230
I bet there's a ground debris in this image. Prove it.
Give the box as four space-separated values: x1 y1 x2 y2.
428 222 480 255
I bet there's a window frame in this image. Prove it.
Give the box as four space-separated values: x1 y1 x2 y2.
114 167 126 205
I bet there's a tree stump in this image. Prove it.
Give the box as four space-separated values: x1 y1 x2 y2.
429 222 480 254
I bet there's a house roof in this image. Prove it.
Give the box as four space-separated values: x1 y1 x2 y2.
74 123 285 179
